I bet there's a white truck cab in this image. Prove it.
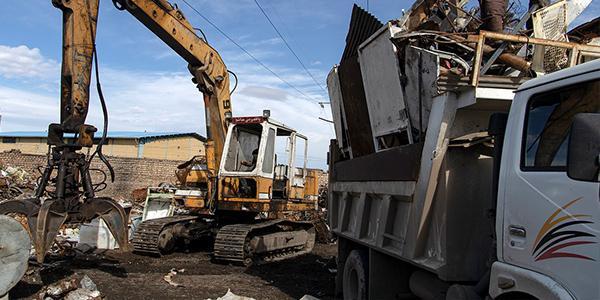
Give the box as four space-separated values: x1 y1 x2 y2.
492 60 600 300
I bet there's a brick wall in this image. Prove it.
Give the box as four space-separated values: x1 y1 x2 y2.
0 150 184 199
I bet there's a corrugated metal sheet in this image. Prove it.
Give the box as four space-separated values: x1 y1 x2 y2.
335 4 382 157
341 4 383 62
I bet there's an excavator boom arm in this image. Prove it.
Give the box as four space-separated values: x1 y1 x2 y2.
53 0 98 132
53 0 232 171
115 0 232 173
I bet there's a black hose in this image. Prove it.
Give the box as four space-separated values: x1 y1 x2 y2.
193 27 209 43
85 0 115 182
228 70 238 95
88 48 115 182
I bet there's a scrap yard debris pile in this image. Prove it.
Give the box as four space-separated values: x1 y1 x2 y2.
328 0 599 162
0 165 35 201
35 275 102 300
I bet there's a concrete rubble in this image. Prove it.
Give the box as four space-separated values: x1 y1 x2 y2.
35 275 101 300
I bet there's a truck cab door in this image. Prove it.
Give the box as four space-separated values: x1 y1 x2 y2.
499 77 600 299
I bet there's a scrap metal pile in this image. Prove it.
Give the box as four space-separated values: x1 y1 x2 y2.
393 0 599 83
329 0 599 158
0 164 35 202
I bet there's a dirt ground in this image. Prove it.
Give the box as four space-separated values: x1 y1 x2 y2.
10 244 337 300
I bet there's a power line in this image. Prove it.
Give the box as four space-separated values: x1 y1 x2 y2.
179 0 319 102
253 0 327 93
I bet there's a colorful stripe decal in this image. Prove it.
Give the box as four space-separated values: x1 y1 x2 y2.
532 197 596 261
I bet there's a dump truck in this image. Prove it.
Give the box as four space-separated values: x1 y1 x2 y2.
327 3 600 300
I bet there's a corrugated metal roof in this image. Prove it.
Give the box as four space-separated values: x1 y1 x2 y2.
0 131 206 142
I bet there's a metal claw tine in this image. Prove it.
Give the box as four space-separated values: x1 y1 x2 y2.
83 197 129 251
0 198 41 216
35 200 68 263
0 198 42 254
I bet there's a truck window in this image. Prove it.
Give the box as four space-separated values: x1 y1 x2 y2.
522 79 600 170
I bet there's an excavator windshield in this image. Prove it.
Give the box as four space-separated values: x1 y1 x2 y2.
224 124 262 172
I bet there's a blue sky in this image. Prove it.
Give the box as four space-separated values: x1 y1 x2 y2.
0 0 598 168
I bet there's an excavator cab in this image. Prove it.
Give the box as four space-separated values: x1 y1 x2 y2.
218 111 318 213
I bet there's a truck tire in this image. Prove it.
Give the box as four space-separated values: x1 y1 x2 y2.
343 250 368 300
446 284 481 300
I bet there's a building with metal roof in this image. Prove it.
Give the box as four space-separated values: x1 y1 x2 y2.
0 131 206 160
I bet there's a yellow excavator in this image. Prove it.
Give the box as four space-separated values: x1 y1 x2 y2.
0 0 319 266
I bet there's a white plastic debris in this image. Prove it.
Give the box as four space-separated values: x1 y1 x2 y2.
79 218 118 250
64 288 101 300
3 167 27 181
80 275 97 291
206 289 256 300
300 295 320 300
63 275 101 300
163 268 185 287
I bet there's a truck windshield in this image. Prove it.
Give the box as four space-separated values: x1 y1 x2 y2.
523 79 600 169
224 124 262 172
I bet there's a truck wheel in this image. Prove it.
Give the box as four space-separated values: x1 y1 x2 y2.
343 250 368 300
446 284 481 300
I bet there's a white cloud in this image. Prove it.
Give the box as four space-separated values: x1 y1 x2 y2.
0 45 59 79
0 85 58 131
0 44 333 168
154 50 177 60
569 1 599 28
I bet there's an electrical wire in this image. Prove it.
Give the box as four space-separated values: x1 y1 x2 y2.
253 0 326 93
179 0 320 102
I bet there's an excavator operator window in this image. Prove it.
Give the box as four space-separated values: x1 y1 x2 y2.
224 124 262 172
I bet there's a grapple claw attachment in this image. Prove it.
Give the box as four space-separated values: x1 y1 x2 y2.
81 197 129 251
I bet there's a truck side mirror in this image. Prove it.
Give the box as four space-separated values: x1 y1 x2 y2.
567 113 600 182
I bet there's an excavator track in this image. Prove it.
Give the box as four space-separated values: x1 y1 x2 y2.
213 219 315 266
131 216 198 256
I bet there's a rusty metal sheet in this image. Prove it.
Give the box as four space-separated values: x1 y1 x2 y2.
337 58 375 157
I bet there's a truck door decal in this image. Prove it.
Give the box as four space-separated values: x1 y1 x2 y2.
532 197 596 261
